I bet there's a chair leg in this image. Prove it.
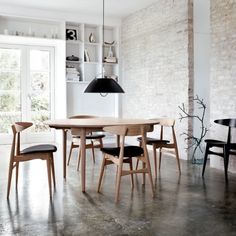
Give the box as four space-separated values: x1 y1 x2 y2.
202 144 209 177
135 159 139 170
67 142 74 166
146 153 155 197
97 154 106 192
7 161 14 198
15 162 19 189
51 155 56 188
153 145 157 179
174 145 181 173
91 141 95 164
223 145 229 182
142 161 146 185
129 159 134 189
46 158 52 198
77 147 81 171
159 147 162 170
99 138 104 148
115 163 123 202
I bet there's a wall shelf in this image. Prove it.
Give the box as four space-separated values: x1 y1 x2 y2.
66 22 119 83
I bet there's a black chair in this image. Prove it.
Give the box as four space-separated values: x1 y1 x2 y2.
202 119 236 181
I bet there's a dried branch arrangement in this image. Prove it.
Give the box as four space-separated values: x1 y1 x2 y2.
178 95 208 162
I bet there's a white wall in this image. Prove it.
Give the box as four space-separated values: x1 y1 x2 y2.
120 0 192 160
193 0 210 146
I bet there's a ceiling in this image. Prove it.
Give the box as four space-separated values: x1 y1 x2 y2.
0 0 159 19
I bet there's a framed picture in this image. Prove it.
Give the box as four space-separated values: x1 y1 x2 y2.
66 28 78 40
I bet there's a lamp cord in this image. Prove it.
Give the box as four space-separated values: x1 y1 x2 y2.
102 0 105 77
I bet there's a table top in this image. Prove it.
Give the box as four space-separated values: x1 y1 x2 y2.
45 117 160 129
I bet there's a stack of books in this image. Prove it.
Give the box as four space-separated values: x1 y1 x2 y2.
66 67 80 81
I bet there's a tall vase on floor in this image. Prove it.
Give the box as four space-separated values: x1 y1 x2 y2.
191 142 205 164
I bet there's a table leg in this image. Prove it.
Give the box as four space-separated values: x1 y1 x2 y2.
80 128 86 192
116 135 120 147
62 129 67 179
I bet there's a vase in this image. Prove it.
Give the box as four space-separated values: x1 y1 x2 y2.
89 33 96 43
191 143 205 164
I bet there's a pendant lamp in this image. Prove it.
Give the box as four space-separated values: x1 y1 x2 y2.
84 0 125 95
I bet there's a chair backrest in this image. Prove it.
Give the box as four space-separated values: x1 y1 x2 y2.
103 124 151 136
69 115 97 119
159 118 175 127
152 118 176 143
214 119 236 128
11 122 33 157
104 124 151 148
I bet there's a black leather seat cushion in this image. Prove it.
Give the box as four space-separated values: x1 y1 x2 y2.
21 144 57 154
137 137 170 145
101 146 144 157
73 134 105 139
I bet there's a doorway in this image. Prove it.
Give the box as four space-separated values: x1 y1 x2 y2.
0 44 55 144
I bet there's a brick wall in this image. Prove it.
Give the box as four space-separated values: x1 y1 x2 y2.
120 0 193 159
210 0 236 172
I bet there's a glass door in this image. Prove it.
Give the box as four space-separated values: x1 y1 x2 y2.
27 47 54 142
0 45 55 144
0 47 22 143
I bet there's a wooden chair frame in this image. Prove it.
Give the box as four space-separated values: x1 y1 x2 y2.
97 124 154 202
7 122 56 198
137 118 181 178
67 115 104 170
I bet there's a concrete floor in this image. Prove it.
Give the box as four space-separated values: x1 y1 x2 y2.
0 144 236 236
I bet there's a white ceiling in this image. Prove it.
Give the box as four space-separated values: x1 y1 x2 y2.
0 0 159 19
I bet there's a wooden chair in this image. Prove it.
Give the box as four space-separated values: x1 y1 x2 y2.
67 115 105 170
97 124 154 202
137 118 181 178
7 122 57 198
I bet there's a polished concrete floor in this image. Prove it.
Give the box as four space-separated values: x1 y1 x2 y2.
0 143 236 236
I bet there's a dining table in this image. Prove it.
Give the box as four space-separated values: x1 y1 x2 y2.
45 117 159 192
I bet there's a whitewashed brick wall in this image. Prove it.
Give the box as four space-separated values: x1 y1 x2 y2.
120 0 193 160
210 0 236 173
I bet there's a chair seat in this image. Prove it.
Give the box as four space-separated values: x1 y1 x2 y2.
21 144 57 154
73 134 105 139
101 146 144 157
137 136 170 145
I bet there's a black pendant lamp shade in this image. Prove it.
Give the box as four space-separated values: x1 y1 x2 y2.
84 78 124 93
84 0 125 94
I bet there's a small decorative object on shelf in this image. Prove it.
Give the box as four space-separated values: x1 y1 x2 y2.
3 29 8 35
107 46 113 58
84 49 90 62
104 57 117 63
89 33 96 43
66 55 79 61
104 41 116 63
104 41 115 46
109 74 118 81
66 28 78 40
179 95 208 164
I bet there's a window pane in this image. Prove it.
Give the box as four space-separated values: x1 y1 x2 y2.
0 48 20 69
0 48 21 134
30 50 51 133
30 50 49 71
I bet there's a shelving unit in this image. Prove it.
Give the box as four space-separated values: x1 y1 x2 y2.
65 22 119 83
0 15 64 39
